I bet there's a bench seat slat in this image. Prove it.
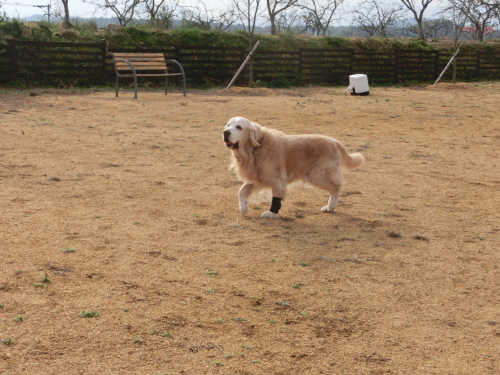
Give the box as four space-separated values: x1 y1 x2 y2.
115 62 168 70
112 53 164 57
112 53 165 59
115 57 166 62
118 73 184 77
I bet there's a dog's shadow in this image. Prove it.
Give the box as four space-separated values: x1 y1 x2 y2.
250 209 407 256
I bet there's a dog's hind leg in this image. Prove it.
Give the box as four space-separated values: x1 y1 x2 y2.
321 183 341 213
238 183 255 215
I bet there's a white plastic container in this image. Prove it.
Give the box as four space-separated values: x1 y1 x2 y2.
346 74 369 96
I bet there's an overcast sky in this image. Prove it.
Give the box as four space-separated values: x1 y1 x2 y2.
2 0 444 23
2 0 232 19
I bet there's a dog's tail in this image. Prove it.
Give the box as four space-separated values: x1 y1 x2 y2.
341 147 364 170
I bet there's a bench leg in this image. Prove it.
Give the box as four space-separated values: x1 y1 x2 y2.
133 74 138 99
181 72 186 97
115 77 119 97
165 76 168 95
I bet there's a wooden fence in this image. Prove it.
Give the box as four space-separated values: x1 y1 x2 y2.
0 40 498 87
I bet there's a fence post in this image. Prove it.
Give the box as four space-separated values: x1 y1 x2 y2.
7 40 18 81
100 41 107 80
393 50 399 83
476 50 481 80
174 46 181 62
434 50 440 80
348 49 354 75
298 48 303 78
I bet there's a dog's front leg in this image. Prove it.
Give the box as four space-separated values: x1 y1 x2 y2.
238 183 255 215
261 181 286 218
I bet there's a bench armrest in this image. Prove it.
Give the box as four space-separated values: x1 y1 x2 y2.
114 59 138 77
166 59 186 76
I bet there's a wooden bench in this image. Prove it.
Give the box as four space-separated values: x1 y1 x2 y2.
111 52 186 99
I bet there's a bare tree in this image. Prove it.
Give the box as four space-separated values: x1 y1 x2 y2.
181 1 236 31
58 0 72 28
233 0 263 48
156 2 180 29
422 18 454 38
301 0 345 36
354 0 404 37
266 0 299 35
142 0 179 27
84 0 142 26
275 8 307 33
446 0 499 41
480 0 499 21
233 0 263 86
397 0 435 39
0 3 7 22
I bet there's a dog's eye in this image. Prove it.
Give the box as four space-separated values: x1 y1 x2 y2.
236 125 242 130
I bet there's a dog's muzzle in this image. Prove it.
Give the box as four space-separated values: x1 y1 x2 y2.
223 130 239 149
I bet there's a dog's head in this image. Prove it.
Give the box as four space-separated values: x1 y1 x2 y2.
223 117 260 150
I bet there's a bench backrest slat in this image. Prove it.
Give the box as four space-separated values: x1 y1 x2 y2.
111 53 167 72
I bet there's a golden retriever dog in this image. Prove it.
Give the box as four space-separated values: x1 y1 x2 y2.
223 116 364 218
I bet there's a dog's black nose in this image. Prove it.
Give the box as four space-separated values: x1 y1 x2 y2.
223 130 231 138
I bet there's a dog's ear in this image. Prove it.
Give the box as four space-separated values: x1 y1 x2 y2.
249 122 261 147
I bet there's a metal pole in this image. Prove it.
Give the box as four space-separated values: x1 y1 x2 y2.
434 47 460 86
226 40 261 90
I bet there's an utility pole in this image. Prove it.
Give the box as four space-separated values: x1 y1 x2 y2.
34 2 51 23
3 2 52 22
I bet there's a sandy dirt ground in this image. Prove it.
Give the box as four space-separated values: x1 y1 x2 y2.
0 82 498 375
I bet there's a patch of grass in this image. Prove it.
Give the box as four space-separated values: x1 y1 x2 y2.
133 336 144 344
13 315 24 322
62 248 77 253
300 262 311 267
80 311 99 318
160 331 173 338
41 272 51 284
1 338 14 346
204 268 218 276
208 360 224 367
292 283 303 289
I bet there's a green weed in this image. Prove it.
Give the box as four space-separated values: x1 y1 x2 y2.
80 311 99 318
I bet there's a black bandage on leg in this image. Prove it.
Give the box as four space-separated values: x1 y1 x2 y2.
270 197 282 214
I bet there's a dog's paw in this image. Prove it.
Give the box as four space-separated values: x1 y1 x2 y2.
321 206 335 213
239 202 248 215
261 211 278 219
